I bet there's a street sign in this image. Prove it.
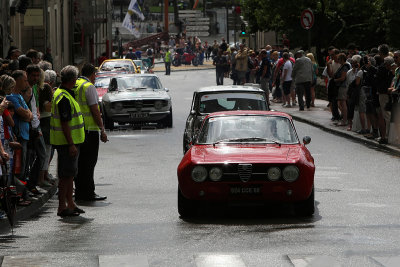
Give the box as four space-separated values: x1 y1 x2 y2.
300 9 314 30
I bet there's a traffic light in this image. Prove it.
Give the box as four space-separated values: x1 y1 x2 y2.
241 23 246 35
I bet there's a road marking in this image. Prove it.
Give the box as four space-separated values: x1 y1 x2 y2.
2 256 51 267
344 188 370 192
315 171 348 176
288 255 341 267
372 256 400 267
317 166 340 170
99 255 149 267
195 254 246 267
349 203 387 208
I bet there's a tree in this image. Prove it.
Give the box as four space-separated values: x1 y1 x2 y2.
242 0 388 64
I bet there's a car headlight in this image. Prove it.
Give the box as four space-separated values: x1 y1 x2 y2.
282 166 299 182
154 100 163 110
267 167 281 181
191 166 207 182
209 167 223 181
113 102 123 111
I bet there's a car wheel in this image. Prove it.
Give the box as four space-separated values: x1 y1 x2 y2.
178 187 197 218
103 108 114 130
161 107 173 128
294 187 315 216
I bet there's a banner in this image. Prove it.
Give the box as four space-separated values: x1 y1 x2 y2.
122 0 145 38
128 0 145 21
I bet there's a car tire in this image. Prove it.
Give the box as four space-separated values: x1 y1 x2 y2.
294 187 315 216
178 187 197 218
161 107 173 128
103 107 114 130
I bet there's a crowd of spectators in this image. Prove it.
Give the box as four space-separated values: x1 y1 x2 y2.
207 38 400 146
0 47 57 213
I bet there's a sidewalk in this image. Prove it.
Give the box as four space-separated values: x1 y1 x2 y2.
0 163 58 232
270 98 400 156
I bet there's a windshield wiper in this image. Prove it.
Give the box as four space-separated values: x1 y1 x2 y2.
213 137 281 147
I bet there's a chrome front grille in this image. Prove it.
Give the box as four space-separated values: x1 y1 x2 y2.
238 164 252 182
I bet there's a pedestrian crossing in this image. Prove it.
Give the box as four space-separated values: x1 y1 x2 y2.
1 253 400 266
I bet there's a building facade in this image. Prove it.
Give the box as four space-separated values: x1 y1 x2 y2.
7 0 112 71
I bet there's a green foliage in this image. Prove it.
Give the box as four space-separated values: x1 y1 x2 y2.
242 0 395 53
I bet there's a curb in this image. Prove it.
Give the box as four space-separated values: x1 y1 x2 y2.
290 114 400 157
0 184 57 232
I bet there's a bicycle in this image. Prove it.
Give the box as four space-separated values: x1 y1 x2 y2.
0 164 20 233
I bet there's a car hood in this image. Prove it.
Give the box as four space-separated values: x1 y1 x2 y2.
104 90 170 101
190 144 302 164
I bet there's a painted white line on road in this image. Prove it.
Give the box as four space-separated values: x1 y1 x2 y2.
350 203 387 208
315 171 349 176
372 256 400 267
315 176 341 180
317 166 340 170
344 188 370 192
99 255 149 267
288 255 342 267
2 256 51 267
195 254 246 267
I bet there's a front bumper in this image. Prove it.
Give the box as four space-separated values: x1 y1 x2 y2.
109 110 170 123
178 180 313 203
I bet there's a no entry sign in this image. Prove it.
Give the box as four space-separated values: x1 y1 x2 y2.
301 9 314 30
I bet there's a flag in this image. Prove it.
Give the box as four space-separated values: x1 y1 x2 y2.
128 0 145 21
122 0 145 38
122 12 141 38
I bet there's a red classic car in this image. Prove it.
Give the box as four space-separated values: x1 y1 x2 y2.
177 110 315 217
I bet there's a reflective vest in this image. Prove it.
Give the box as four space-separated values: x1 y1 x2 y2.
74 77 100 131
50 88 85 145
165 50 171 63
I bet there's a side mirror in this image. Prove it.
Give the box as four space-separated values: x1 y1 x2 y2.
164 88 169 92
303 136 311 145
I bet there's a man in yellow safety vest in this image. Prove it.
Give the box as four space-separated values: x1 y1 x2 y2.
50 65 85 217
74 63 108 201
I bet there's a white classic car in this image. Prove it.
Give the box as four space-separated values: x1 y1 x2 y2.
101 74 172 129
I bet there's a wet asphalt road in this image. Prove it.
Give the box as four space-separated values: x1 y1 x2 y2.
1 70 400 266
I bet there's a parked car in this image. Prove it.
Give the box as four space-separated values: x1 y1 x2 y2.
177 110 315 217
99 59 140 73
133 59 153 74
183 85 269 154
102 74 172 129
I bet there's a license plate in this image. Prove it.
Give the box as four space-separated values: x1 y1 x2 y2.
130 112 149 118
230 187 261 195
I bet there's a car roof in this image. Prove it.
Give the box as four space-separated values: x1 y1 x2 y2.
112 73 157 78
195 85 263 93
204 110 292 120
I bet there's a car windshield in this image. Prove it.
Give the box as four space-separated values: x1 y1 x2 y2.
95 76 112 88
101 60 135 72
197 115 298 144
198 92 267 113
117 76 161 90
